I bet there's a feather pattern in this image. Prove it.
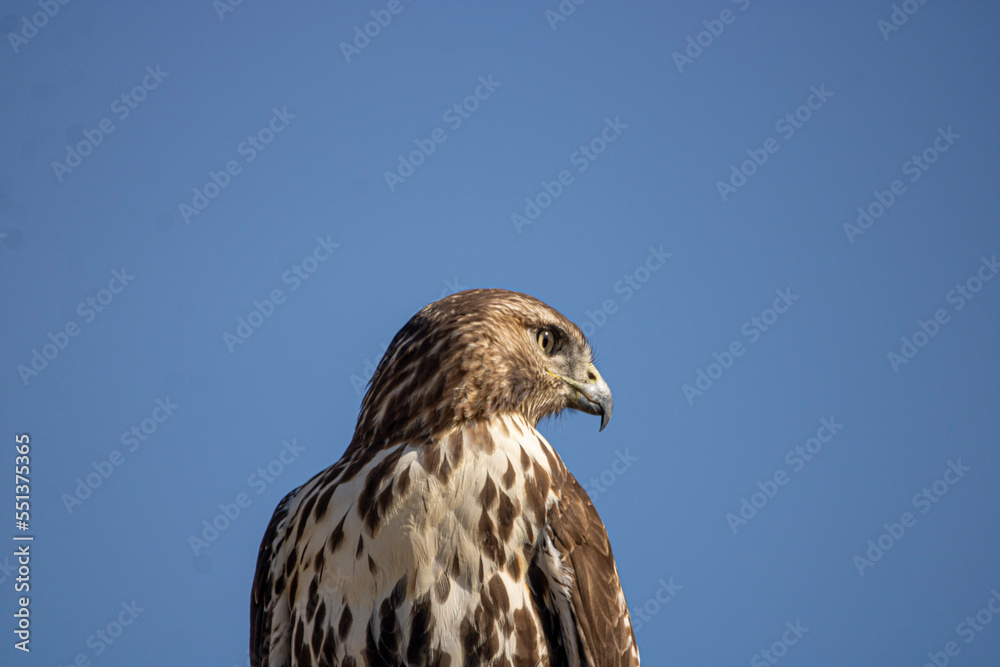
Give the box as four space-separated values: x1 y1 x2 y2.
251 289 639 666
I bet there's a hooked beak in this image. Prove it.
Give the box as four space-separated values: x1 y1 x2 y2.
549 364 613 431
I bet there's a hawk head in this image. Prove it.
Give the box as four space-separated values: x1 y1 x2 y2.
352 289 613 450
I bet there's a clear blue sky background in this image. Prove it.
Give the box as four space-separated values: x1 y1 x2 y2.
1 2 998 665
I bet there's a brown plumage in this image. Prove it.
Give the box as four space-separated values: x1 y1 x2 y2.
251 288 640 666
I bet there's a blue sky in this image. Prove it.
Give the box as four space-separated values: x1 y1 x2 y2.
1 1 999 665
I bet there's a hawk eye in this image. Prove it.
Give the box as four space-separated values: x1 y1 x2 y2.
537 329 557 355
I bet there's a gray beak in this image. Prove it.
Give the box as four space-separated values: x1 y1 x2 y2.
550 364 613 431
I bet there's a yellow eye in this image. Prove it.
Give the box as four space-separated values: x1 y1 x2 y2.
537 329 556 355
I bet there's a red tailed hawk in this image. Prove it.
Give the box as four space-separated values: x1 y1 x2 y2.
251 289 640 666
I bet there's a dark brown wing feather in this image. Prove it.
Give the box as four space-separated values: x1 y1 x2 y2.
547 474 640 666
250 491 294 667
